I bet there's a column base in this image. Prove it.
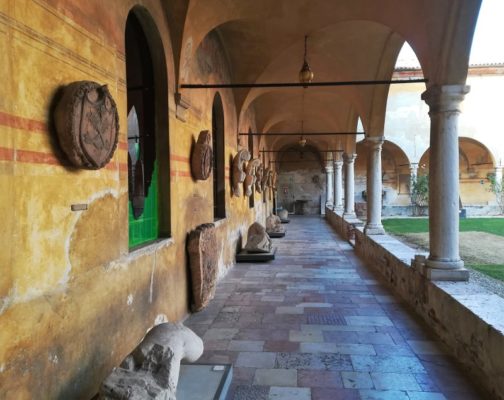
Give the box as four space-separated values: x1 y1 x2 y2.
364 224 385 235
418 258 469 281
343 212 357 220
326 203 334 208
332 206 344 213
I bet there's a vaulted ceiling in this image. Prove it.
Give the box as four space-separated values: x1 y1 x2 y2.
166 0 481 154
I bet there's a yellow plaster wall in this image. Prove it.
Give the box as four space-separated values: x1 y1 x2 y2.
0 0 270 398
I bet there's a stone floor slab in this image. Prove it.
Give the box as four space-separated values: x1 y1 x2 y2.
371 372 422 391
268 386 311 400
253 369 297 387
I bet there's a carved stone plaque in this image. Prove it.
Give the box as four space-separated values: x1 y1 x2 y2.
232 149 251 197
54 81 119 169
187 223 218 312
191 130 213 180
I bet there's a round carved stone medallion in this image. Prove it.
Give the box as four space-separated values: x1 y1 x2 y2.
191 130 213 180
55 81 119 169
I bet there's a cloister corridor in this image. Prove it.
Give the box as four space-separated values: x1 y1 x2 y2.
185 216 487 400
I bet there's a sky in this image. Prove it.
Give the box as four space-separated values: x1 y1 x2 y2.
396 0 504 68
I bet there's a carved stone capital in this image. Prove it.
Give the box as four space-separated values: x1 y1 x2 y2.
421 85 470 114
343 153 357 164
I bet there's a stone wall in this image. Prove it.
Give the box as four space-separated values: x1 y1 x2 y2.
326 209 504 400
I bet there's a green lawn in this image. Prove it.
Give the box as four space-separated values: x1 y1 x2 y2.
382 217 504 282
382 217 504 237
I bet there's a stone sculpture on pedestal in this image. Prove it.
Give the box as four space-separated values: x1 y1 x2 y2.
279 209 289 220
266 215 284 234
232 149 251 197
244 222 272 253
99 323 204 400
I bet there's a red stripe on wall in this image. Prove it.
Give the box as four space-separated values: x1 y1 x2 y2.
0 147 15 161
17 149 61 165
170 170 192 178
0 111 47 133
170 154 190 163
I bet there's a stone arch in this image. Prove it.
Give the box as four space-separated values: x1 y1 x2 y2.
212 92 226 219
125 6 171 247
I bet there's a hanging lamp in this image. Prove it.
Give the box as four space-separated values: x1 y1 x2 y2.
299 120 307 147
299 35 314 87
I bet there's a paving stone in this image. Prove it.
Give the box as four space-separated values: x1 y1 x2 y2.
371 372 421 391
275 306 304 315
341 371 374 389
275 352 353 371
236 352 277 368
311 387 361 400
297 370 343 388
296 302 332 308
233 385 269 400
300 342 376 355
228 340 264 352
289 330 324 342
263 340 300 352
253 369 297 387
407 392 447 400
345 316 394 326
268 386 311 400
359 389 410 400
203 328 239 340
351 355 426 373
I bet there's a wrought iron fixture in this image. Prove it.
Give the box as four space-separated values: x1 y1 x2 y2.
299 35 314 87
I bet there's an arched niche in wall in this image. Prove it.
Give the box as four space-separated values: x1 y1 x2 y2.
212 92 226 220
126 7 170 249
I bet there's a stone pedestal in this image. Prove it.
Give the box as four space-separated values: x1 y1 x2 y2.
421 85 470 281
333 160 344 211
364 137 385 235
343 153 357 219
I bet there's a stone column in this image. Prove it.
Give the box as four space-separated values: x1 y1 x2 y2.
409 163 419 197
421 85 470 281
325 162 334 207
333 159 344 212
343 153 357 218
364 137 385 235
495 165 503 186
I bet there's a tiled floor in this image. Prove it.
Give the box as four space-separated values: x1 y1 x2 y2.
185 216 489 400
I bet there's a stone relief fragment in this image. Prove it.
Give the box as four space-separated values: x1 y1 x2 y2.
232 149 251 197
266 214 284 234
54 81 119 169
191 130 213 180
271 171 278 190
255 163 264 193
99 323 203 400
187 223 218 312
261 167 272 192
244 222 272 253
244 158 261 197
